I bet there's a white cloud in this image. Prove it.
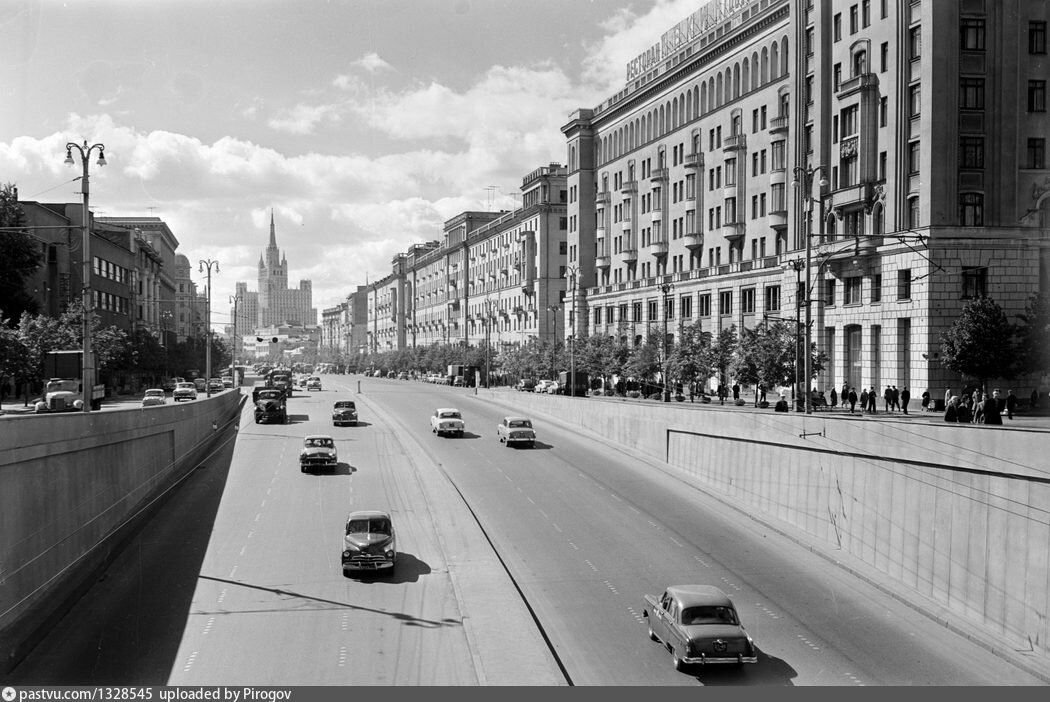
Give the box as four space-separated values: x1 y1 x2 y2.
267 102 342 135
354 52 393 74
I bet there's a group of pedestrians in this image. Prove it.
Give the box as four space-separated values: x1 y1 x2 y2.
828 382 910 415
944 387 1016 425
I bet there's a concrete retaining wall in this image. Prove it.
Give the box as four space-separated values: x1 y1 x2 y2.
0 392 243 671
485 390 1050 661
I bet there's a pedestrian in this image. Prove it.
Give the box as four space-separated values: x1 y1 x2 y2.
984 389 1004 425
883 385 893 412
848 387 858 414
945 388 952 409
900 387 911 414
732 383 740 401
957 397 973 423
830 387 838 410
891 385 900 411
944 396 959 422
859 387 869 413
1031 388 1041 410
868 386 878 413
1005 389 1017 420
774 393 789 412
842 382 850 407
920 390 930 412
972 393 984 424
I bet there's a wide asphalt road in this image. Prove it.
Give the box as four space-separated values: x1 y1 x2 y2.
8 373 1047 685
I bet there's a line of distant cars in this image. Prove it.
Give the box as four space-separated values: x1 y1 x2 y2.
143 375 234 407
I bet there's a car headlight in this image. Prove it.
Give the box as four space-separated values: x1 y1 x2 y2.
342 546 358 556
385 549 395 558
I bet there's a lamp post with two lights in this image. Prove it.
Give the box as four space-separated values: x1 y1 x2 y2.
199 259 220 397
783 258 805 411
64 140 106 412
792 164 828 414
660 282 674 402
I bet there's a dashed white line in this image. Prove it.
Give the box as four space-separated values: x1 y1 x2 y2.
568 541 580 550
584 560 598 572
338 646 348 667
538 509 549 520
552 523 562 533
669 536 684 548
228 566 238 578
182 651 198 672
239 545 246 556
526 496 535 504
217 588 227 605
202 616 215 635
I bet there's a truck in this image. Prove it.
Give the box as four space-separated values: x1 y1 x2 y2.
447 364 479 387
34 350 105 412
252 384 288 424
267 368 294 398
558 370 590 397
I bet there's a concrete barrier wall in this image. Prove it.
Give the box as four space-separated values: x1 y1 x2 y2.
483 390 1050 661
0 392 242 670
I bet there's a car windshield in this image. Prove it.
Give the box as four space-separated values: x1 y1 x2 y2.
440 411 461 419
680 605 738 626
346 518 391 535
306 438 334 448
335 402 355 409
509 419 532 428
145 391 164 397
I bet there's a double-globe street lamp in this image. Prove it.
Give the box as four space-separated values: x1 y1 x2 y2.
546 305 559 380
199 259 220 397
64 140 106 412
792 164 828 415
660 281 674 403
567 265 578 397
783 258 805 411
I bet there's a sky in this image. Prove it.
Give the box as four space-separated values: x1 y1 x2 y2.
0 0 705 332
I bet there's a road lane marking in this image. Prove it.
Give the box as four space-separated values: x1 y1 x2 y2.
568 541 580 550
796 633 821 651
202 616 215 635
538 509 549 520
338 646 348 667
182 651 198 673
552 523 562 533
228 566 237 578
669 536 684 548
584 560 598 572
217 588 227 604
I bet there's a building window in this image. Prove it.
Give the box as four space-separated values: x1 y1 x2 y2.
872 273 882 302
805 27 815 56
862 0 870 27
908 141 920 174
960 137 984 169
698 294 711 317
897 269 912 300
834 13 842 41
879 151 887 180
959 192 984 226
719 291 732 315
960 17 985 51
844 277 862 305
824 279 836 306
681 295 692 318
960 78 985 109
880 42 889 71
1028 138 1046 169
765 285 781 312
908 197 920 228
961 266 988 299
741 288 756 314
909 26 921 59
850 5 858 34
1029 81 1047 112
879 96 887 126
908 83 921 117
1031 21 1047 54
834 63 842 91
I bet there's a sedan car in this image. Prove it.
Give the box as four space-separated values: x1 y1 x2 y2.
497 416 536 447
332 400 358 426
534 379 554 394
643 585 757 670
430 408 465 437
341 510 396 575
208 378 224 392
141 388 167 407
299 434 338 473
173 382 197 402
306 376 322 391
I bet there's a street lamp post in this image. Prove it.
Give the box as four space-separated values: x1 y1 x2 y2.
660 282 674 402
567 265 578 397
64 140 106 412
784 258 805 411
546 305 559 380
200 259 220 397
229 294 239 370
792 165 827 414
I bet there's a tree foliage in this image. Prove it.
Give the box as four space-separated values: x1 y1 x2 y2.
730 320 796 399
0 182 43 325
940 297 1017 388
1015 292 1050 377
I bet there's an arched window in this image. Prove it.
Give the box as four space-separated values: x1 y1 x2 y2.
716 73 723 106
701 82 708 113
672 97 679 129
761 47 769 83
742 58 750 94
733 63 740 98
724 68 732 102
853 49 867 76
781 37 789 75
771 42 779 79
752 52 760 89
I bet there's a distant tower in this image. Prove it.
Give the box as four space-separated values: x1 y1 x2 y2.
257 210 289 326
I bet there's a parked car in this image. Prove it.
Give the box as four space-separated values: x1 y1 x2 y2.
141 388 167 407
516 379 536 392
173 382 198 402
332 400 358 426
306 376 322 391
221 376 234 388
300 435 338 473
430 408 465 437
497 416 536 447
642 585 757 670
534 380 554 393
208 378 224 392
193 378 207 392
341 510 396 575
545 381 561 394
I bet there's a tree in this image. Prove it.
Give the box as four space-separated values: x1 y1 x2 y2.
940 297 1017 390
624 331 662 396
0 183 43 325
668 320 713 400
0 323 32 401
1015 292 1050 378
730 321 796 405
710 324 738 397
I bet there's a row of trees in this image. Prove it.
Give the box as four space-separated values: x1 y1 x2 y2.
316 293 1048 400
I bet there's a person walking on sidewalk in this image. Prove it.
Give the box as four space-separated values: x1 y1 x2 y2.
891 385 900 412
868 386 878 413
901 387 911 414
848 387 858 414
859 387 869 414
830 387 838 410
883 386 893 412
1005 389 1017 420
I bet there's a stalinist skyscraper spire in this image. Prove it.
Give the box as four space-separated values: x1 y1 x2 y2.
250 208 316 328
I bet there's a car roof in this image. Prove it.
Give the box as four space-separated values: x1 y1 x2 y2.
664 585 734 608
347 509 391 521
333 400 356 406
305 434 334 441
503 416 531 422
436 407 461 413
145 388 164 393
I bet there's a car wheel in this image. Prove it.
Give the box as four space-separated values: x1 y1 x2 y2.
300 465 308 473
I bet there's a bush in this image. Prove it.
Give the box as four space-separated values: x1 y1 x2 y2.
646 392 663 401
699 395 711 403
627 390 641 398
758 400 769 408
603 389 614 396
734 398 746 406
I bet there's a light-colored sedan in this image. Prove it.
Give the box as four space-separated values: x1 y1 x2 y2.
497 416 536 447
173 382 197 402
430 408 465 437
141 389 167 407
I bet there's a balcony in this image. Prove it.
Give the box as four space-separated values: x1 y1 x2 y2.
723 133 747 151
684 152 703 169
837 72 880 99
595 190 611 205
596 255 611 270
722 221 745 243
650 167 669 182
647 241 668 258
768 209 788 227
620 180 638 194
769 115 789 134
650 207 663 222
622 247 638 263
596 226 606 238
683 231 703 250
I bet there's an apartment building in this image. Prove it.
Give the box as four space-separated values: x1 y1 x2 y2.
564 0 1048 396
